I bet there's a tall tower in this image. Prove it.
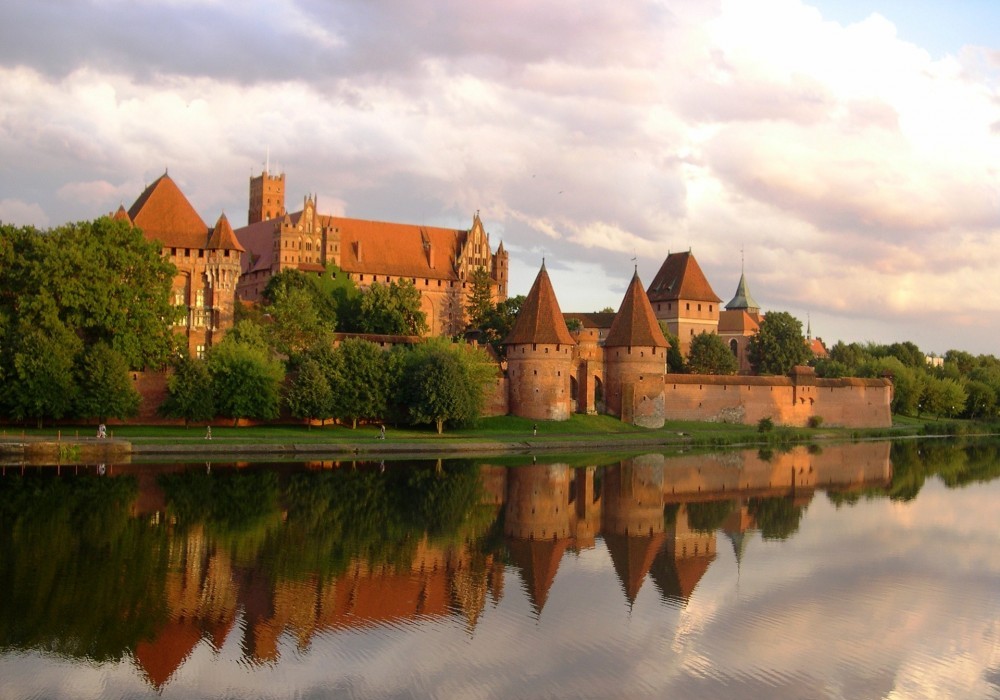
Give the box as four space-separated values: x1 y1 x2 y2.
248 169 286 224
603 270 669 428
503 262 577 421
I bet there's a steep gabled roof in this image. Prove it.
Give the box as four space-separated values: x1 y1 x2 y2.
504 262 576 346
604 271 669 348
207 213 245 252
726 272 760 312
647 251 721 304
128 173 210 248
328 215 465 279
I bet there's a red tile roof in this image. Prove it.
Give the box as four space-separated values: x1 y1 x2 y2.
647 251 721 303
206 213 244 252
562 312 616 330
718 309 761 334
234 211 480 280
127 174 210 248
604 271 669 348
504 263 576 346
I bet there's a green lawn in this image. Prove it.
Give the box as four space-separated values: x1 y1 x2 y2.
0 412 958 450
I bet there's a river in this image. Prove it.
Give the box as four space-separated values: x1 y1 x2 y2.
0 438 998 699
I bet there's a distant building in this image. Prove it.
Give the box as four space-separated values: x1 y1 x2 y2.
646 251 722 356
234 170 508 337
718 271 762 374
115 173 243 358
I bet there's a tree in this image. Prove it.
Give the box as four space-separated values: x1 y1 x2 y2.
7 320 81 427
479 295 525 356
465 267 495 331
921 376 967 418
285 358 334 427
400 339 495 433
263 267 339 328
206 338 284 426
747 311 811 375
964 380 996 420
687 332 738 375
659 322 685 373
74 341 141 423
159 357 216 426
264 285 334 358
328 338 393 428
37 218 180 369
357 280 428 336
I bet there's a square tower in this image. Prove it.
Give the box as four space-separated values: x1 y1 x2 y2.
248 170 286 224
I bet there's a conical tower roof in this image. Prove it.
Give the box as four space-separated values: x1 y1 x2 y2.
725 272 760 313
504 262 576 346
605 270 669 348
207 213 245 252
604 532 667 605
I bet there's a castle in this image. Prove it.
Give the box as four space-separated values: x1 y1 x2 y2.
115 170 890 429
234 169 509 337
504 261 892 429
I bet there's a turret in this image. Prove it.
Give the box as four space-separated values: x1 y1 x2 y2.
504 262 576 420
603 270 668 427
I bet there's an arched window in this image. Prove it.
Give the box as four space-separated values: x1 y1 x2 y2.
729 339 739 356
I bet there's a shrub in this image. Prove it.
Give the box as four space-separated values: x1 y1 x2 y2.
757 417 774 433
808 415 824 428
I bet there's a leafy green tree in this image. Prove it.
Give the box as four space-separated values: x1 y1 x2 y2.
286 357 334 426
8 320 81 427
964 380 996 420
748 496 805 540
36 218 179 369
884 341 925 369
74 341 141 423
479 294 525 356
329 338 393 428
657 323 685 373
465 267 495 331
921 376 967 418
827 341 871 372
158 357 215 426
400 338 495 433
357 280 428 336
687 332 738 375
206 338 284 426
747 311 811 375
263 267 339 328
264 285 334 357
812 357 850 378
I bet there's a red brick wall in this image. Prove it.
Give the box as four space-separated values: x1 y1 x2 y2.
603 345 666 428
506 343 575 421
661 373 892 428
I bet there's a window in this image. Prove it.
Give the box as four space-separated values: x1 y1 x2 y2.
195 290 204 308
698 304 702 311
686 303 690 311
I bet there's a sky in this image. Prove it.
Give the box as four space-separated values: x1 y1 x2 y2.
1 0 998 356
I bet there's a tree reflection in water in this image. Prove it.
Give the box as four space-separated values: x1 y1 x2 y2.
0 438 998 692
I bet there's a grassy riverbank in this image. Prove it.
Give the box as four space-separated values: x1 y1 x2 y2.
2 413 995 459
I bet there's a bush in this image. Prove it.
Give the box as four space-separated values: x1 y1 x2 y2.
757 417 774 433
808 415 824 428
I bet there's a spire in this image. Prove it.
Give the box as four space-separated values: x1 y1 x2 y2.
725 271 760 314
604 270 668 348
504 262 575 346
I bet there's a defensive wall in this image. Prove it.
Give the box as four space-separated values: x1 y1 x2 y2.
661 367 892 428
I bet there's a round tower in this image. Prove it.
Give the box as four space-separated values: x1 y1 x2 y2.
603 270 669 428
504 262 577 421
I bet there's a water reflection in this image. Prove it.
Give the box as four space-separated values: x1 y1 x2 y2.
1 439 998 698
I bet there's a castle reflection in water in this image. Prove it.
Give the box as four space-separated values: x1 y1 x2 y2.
0 442 891 690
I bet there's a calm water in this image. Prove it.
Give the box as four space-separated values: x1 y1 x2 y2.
1 439 998 700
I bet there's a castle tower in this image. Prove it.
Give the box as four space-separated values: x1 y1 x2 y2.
603 270 668 428
204 214 245 346
248 169 286 224
646 251 721 356
504 262 577 421
718 268 762 374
